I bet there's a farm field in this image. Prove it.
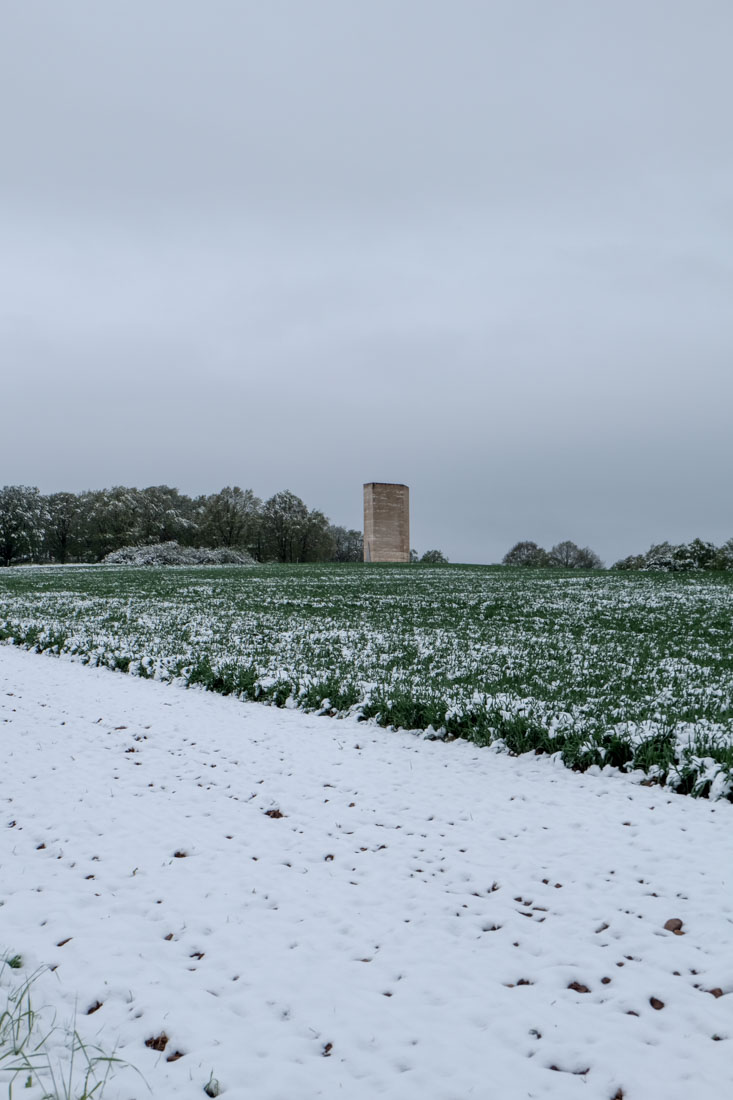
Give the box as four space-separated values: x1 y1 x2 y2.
1 563 733 797
2 643 733 1100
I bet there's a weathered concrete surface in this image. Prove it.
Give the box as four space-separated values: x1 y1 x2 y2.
363 483 410 562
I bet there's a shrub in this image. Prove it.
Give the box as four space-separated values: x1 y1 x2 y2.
103 542 254 566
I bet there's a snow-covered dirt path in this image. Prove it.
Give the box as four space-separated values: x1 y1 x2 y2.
2 644 733 1100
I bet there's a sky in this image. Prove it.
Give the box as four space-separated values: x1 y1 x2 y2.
2 1 732 565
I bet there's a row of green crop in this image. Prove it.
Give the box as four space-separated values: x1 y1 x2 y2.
1 563 733 799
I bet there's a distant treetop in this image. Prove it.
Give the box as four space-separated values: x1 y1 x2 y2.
502 540 602 569
420 549 449 564
613 537 733 572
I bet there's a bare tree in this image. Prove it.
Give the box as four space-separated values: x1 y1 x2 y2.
548 540 602 569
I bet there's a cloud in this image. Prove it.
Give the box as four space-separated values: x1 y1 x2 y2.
2 0 732 563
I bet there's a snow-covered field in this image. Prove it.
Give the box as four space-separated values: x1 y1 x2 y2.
2 644 733 1100
4 564 733 794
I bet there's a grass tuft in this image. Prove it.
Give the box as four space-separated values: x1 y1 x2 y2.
1 952 144 1099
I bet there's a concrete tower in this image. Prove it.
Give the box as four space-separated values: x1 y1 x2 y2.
363 483 410 562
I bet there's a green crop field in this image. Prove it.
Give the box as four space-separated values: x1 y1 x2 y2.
2 563 733 799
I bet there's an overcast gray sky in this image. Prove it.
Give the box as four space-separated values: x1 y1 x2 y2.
2 1 732 564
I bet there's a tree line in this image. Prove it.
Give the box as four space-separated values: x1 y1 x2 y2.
504 536 733 572
502 540 603 568
612 538 733 572
0 484 364 567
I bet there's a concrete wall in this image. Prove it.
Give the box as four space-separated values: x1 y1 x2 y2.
363 483 410 562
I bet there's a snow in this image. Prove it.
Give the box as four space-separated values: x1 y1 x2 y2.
2 645 733 1100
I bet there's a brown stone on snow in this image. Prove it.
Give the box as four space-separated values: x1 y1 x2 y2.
650 997 665 1010
145 1032 168 1051
664 918 684 932
568 981 590 994
708 988 724 998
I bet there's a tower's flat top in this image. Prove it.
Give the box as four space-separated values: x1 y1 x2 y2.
363 482 409 489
